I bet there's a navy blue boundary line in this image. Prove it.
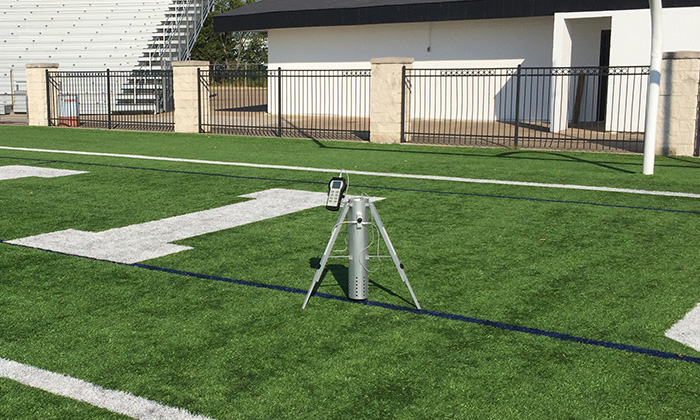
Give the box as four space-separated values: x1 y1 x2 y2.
2 238 699 366
2 155 699 216
0 156 61 166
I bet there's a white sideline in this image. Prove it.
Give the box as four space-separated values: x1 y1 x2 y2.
0 357 215 420
2 146 699 199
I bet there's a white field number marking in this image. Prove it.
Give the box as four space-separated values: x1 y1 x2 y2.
8 189 382 264
0 165 87 180
0 357 214 420
665 303 700 352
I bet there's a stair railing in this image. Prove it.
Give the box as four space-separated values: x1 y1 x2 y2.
145 0 214 70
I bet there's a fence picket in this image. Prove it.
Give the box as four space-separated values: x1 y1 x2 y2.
198 67 371 141
403 66 649 152
46 70 175 132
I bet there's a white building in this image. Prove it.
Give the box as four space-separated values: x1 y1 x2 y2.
214 0 700 70
212 1 700 136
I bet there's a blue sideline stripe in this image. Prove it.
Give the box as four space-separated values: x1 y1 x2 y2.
2 238 699 365
0 156 59 165
131 263 700 366
3 155 699 216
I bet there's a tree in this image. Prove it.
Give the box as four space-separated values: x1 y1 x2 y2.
190 0 268 69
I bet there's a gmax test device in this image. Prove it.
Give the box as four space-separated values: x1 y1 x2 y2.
325 177 347 211
302 176 421 309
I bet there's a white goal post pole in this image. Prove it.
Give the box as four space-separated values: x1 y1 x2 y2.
643 0 663 175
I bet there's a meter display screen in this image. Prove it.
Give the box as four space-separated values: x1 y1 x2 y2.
326 177 347 211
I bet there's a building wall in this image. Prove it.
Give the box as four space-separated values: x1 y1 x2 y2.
268 16 555 70
267 8 700 131
553 7 700 67
552 7 700 133
267 17 553 117
270 8 700 69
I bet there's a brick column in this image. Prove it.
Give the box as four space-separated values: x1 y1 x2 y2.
369 57 414 144
26 63 59 126
172 60 209 133
656 52 700 156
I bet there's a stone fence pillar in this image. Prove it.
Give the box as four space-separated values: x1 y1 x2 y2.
26 63 59 126
369 57 414 144
172 60 209 133
656 52 700 156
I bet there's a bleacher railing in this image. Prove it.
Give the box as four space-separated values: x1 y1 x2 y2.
145 0 215 70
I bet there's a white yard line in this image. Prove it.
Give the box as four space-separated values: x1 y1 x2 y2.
8 189 382 264
0 357 215 420
666 303 700 352
1 145 699 199
0 165 87 180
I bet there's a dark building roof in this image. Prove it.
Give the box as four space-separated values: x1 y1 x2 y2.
214 0 700 32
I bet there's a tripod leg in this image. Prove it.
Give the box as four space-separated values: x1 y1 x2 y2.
302 203 349 309
369 202 421 310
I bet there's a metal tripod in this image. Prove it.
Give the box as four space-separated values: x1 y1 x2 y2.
302 199 421 309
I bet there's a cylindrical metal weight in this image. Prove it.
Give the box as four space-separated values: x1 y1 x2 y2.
347 197 369 300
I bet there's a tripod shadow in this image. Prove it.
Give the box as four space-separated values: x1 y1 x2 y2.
309 258 349 296
368 279 414 307
308 258 414 307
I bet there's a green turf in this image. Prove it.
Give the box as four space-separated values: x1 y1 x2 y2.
0 378 129 420
2 125 700 192
1 126 700 419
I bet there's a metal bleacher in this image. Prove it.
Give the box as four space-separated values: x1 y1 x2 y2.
0 0 213 115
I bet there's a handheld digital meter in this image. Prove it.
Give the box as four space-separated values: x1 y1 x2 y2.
325 177 347 211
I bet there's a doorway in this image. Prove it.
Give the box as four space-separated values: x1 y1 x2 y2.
597 29 611 122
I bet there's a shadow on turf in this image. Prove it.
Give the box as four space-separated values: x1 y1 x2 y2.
309 137 700 172
309 258 414 306
668 155 700 167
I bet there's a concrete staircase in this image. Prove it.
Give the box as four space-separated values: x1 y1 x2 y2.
115 0 213 113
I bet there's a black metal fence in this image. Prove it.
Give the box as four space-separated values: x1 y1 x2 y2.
199 68 371 140
47 70 174 131
403 66 650 152
42 65 662 155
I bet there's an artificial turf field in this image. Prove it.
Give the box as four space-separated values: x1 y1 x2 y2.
1 125 700 419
